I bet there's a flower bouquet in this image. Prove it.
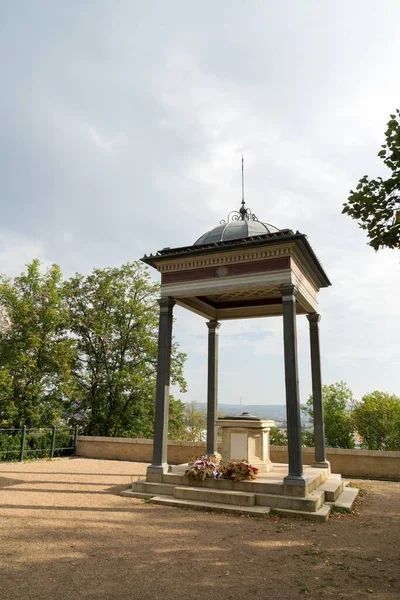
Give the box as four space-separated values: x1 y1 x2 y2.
185 455 221 481
185 455 258 482
218 460 258 481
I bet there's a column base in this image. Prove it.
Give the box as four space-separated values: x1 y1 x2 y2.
312 460 331 472
284 474 309 497
146 463 169 482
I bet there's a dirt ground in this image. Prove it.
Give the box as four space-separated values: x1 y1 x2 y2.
0 458 399 600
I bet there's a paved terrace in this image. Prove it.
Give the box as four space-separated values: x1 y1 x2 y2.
0 458 399 600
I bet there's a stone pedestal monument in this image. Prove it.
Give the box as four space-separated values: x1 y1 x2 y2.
217 413 275 473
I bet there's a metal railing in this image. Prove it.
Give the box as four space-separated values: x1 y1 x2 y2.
0 425 79 462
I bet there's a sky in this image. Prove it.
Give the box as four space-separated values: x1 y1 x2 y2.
1 1 399 408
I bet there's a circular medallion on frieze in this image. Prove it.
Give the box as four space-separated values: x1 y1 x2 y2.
216 266 228 277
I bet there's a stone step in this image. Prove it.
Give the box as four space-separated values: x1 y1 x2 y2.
255 489 325 512
317 475 344 502
162 469 329 497
162 473 186 485
307 470 331 493
331 487 359 512
121 490 154 500
174 486 256 507
149 495 331 521
167 475 285 495
271 504 331 522
133 480 175 496
150 495 271 517
126 482 324 512
225 479 284 495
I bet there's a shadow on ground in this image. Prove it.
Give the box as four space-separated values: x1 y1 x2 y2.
0 459 399 600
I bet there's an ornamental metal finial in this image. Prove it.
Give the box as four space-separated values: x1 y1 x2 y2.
220 154 259 224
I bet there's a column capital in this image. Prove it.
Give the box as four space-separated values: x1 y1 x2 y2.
206 320 221 332
280 284 296 301
307 313 321 325
157 297 176 311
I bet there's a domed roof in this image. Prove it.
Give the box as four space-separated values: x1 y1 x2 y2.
194 201 280 246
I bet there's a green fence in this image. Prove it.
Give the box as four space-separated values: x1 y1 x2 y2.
0 425 78 462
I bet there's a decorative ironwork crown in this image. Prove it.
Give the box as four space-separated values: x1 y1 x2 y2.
220 200 259 225
220 155 259 224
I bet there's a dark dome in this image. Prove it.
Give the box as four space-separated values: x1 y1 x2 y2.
194 218 280 246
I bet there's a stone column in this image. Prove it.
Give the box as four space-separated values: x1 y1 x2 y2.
307 313 330 469
280 284 307 489
147 297 175 481
206 320 221 456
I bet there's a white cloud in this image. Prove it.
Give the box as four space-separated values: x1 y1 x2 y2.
0 233 50 277
1 1 399 405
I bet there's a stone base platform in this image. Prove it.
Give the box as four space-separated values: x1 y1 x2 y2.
121 463 359 522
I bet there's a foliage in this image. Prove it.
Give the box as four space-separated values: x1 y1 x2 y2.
168 396 186 440
0 427 75 462
180 402 207 442
0 305 11 334
0 260 76 428
351 391 400 450
301 429 315 447
270 426 315 448
0 260 187 438
302 382 355 449
218 460 258 481
185 455 221 480
64 262 186 437
343 109 400 250
269 426 288 446
0 431 20 461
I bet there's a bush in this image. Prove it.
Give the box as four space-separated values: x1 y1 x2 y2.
0 427 75 462
0 433 20 461
269 426 288 446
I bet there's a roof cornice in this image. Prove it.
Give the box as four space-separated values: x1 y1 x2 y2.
141 229 331 288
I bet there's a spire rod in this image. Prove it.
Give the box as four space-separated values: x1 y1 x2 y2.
241 152 245 204
240 152 246 219
220 154 259 224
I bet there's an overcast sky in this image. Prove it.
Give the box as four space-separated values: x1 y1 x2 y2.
1 1 399 408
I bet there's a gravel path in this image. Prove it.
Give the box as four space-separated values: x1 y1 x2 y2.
0 458 399 600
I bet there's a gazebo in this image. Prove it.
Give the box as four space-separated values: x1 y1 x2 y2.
122 196 358 519
142 198 330 488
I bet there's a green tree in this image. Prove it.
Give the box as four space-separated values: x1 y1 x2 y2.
343 109 400 250
0 305 11 334
302 382 355 449
181 402 206 442
301 429 315 448
351 391 400 450
64 262 186 437
269 427 315 447
168 395 186 440
0 260 76 428
269 426 288 446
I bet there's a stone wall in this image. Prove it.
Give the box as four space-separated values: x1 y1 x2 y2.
270 446 400 480
77 436 208 465
76 436 400 480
